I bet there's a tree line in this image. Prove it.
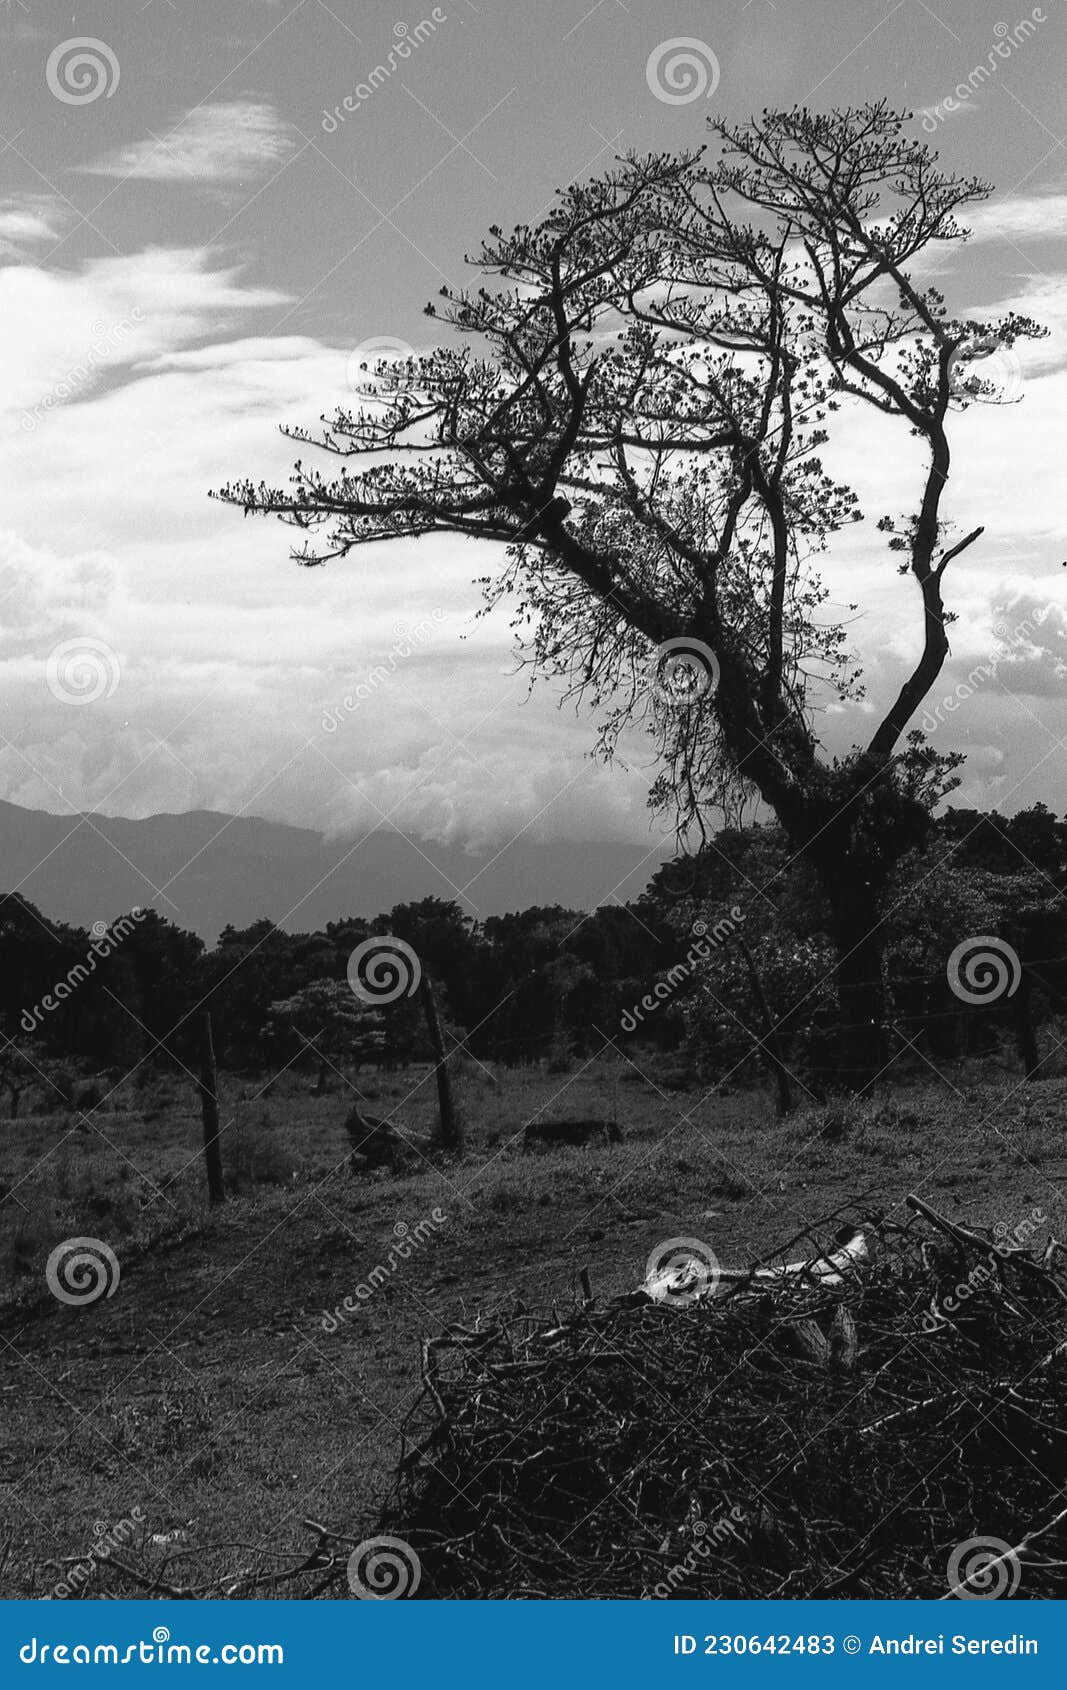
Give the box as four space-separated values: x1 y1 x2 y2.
2 803 1064 1110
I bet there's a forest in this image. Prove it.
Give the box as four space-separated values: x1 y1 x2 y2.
3 801 1065 1115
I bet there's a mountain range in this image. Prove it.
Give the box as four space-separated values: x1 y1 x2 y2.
0 799 672 941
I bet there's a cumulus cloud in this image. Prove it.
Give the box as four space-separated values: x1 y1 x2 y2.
0 534 120 655
0 522 670 853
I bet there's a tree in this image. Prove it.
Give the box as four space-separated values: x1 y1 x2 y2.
262 980 385 1088
380 897 484 1031
658 830 838 1097
220 103 1043 1091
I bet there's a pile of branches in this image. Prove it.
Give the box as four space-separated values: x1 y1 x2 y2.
381 1197 1067 1599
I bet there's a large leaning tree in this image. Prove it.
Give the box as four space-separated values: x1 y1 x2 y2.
219 103 1043 1091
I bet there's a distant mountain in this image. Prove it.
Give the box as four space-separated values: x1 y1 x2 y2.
0 799 672 941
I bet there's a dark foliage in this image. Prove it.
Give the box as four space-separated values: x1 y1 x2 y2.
1 804 1065 1100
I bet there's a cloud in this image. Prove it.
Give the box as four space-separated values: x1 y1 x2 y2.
963 191 1067 247
910 93 981 122
0 523 671 854
985 587 1067 698
0 250 664 848
0 533 119 657
0 196 67 256
1 235 1066 851
79 100 298 185
0 246 289 421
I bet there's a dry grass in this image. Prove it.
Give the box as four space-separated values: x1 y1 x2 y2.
1 1057 1065 1597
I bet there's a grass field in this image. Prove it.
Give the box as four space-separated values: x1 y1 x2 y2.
2 1055 1066 1598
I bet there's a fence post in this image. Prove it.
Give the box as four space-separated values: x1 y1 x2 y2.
1013 963 1041 1082
419 973 462 1150
198 1010 227 1205
233 1096 242 1195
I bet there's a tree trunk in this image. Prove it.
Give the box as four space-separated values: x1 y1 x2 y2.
736 937 794 1115
827 877 890 1094
197 1010 227 1206
1013 964 1041 1082
419 973 461 1150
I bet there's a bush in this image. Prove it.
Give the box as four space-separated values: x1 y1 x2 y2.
223 1109 299 1190
74 1079 105 1112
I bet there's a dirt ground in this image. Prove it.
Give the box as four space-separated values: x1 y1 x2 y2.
2 1058 1065 1598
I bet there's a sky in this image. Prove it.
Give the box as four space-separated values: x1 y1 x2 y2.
1 0 1067 876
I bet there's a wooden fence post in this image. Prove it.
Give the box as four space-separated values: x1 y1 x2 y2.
233 1096 242 1194
1013 963 1041 1082
198 1010 227 1205
419 973 462 1150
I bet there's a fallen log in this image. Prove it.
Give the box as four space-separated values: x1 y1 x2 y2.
640 1228 869 1305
